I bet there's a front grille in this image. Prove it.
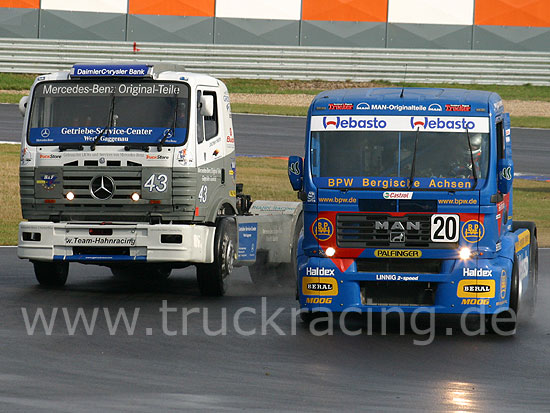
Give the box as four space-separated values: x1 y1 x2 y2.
356 258 442 274
360 281 437 306
63 166 142 202
336 213 457 249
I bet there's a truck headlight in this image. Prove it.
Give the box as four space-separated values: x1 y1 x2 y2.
131 192 140 202
65 191 75 201
459 247 471 260
325 247 336 257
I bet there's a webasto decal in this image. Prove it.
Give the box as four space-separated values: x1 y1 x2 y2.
310 115 489 133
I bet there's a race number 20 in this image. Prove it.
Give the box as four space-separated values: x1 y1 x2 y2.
431 214 459 242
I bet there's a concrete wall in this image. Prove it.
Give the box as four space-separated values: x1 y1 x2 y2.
0 0 549 51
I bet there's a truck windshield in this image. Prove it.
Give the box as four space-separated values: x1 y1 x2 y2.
28 81 190 146
311 130 489 190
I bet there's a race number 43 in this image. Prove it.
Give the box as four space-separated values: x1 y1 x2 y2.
144 174 168 192
431 214 459 242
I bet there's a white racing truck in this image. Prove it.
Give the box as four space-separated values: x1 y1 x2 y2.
17 63 302 295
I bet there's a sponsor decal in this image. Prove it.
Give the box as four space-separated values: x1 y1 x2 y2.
306 267 335 276
518 254 529 281
515 230 530 252
410 116 476 131
212 149 220 157
317 196 356 204
322 116 387 130
307 191 316 203
311 116 489 133
500 166 512 181
72 64 151 77
311 218 334 242
374 249 422 258
226 135 234 144
306 297 333 304
368 104 427 111
500 270 507 300
445 104 471 112
39 154 62 159
65 236 136 246
356 102 370 110
328 103 353 110
289 160 301 176
302 276 338 296
376 274 419 281
428 103 443 111
457 280 495 298
437 198 477 205
229 190 236 197
238 223 258 260
145 154 169 160
463 268 492 277
461 220 485 243
461 298 490 305
30 126 186 146
20 147 32 165
324 177 472 190
36 174 59 190
383 191 413 200
177 148 188 164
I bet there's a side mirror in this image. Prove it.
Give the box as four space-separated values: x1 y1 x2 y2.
497 158 513 194
199 95 214 117
288 156 303 191
19 95 29 117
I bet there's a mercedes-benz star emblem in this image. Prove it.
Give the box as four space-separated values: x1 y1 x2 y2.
90 175 115 200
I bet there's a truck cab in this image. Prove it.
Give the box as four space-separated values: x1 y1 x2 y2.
289 88 537 333
18 63 302 295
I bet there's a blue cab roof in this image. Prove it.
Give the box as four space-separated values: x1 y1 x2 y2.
311 87 504 117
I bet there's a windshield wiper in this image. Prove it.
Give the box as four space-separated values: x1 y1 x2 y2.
466 128 478 188
407 127 420 190
157 95 178 152
90 93 115 151
58 143 83 152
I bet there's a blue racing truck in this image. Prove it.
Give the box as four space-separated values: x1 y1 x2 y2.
288 88 538 333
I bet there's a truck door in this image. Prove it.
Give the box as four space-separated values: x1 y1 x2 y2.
195 88 225 221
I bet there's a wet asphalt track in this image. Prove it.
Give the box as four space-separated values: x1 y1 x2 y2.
1 104 550 411
1 247 550 412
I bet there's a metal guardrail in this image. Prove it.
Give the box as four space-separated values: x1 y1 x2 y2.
1 38 550 85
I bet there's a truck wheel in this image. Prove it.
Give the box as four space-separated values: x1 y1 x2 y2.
521 223 538 317
196 218 236 296
33 261 69 287
485 257 519 335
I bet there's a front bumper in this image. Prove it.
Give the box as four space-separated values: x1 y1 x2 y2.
298 255 514 315
18 221 215 264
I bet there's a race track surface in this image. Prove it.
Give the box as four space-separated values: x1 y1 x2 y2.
1 247 550 412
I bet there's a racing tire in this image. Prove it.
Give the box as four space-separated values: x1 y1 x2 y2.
33 261 69 287
513 221 538 317
196 218 236 296
485 256 519 335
